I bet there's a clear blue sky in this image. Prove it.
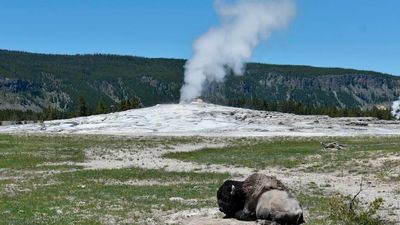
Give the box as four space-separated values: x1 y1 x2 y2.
1 0 399 75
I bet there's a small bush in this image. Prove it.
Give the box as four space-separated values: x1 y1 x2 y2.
328 195 385 225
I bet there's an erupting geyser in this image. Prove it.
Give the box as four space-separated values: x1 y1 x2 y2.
392 98 400 119
180 0 296 103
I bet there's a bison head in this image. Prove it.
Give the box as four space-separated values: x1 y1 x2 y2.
217 180 245 218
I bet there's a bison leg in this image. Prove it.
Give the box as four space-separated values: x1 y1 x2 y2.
234 209 257 221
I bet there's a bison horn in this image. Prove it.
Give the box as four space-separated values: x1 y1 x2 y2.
230 185 235 195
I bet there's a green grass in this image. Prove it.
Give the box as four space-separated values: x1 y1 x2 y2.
0 134 228 224
0 134 398 224
0 134 204 170
167 138 322 169
165 137 400 174
0 167 229 225
0 135 88 169
57 168 226 183
297 193 389 225
297 193 331 225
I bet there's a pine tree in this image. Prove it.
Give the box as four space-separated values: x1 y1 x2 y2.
117 100 127 111
130 96 142 109
95 101 107 114
77 96 88 117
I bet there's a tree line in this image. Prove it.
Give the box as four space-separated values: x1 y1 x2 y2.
75 95 143 116
225 98 394 120
0 96 142 123
0 96 395 123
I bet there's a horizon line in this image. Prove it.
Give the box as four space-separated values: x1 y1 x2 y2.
0 48 397 76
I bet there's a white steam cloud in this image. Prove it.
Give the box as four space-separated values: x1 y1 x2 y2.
392 98 400 119
180 0 296 103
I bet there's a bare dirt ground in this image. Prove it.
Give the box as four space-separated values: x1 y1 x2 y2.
45 138 400 224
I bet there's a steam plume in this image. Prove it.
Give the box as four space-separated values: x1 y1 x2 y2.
392 98 400 119
180 0 296 103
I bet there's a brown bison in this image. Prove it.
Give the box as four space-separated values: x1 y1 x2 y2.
217 173 304 225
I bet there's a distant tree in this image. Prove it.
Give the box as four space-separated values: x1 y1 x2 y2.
116 96 142 112
117 100 127 111
130 96 142 109
77 96 88 117
95 101 107 114
43 106 58 120
223 97 394 120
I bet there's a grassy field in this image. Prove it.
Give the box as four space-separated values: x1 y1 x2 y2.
1 168 228 224
166 136 400 180
0 134 227 224
0 134 398 224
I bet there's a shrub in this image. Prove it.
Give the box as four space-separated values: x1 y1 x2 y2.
328 195 385 225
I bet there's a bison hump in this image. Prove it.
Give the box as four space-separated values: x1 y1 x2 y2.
243 173 287 201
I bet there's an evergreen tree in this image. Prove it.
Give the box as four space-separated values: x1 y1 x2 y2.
117 100 127 111
95 101 107 114
223 97 394 120
77 96 88 117
130 96 142 109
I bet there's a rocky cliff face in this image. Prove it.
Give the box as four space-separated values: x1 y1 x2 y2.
0 75 72 112
204 73 400 109
0 50 398 112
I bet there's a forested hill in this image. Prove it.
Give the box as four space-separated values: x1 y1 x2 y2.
0 49 399 113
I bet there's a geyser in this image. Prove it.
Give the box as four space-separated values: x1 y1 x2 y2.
180 0 296 103
392 98 400 119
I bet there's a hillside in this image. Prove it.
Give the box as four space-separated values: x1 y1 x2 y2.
0 49 399 112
